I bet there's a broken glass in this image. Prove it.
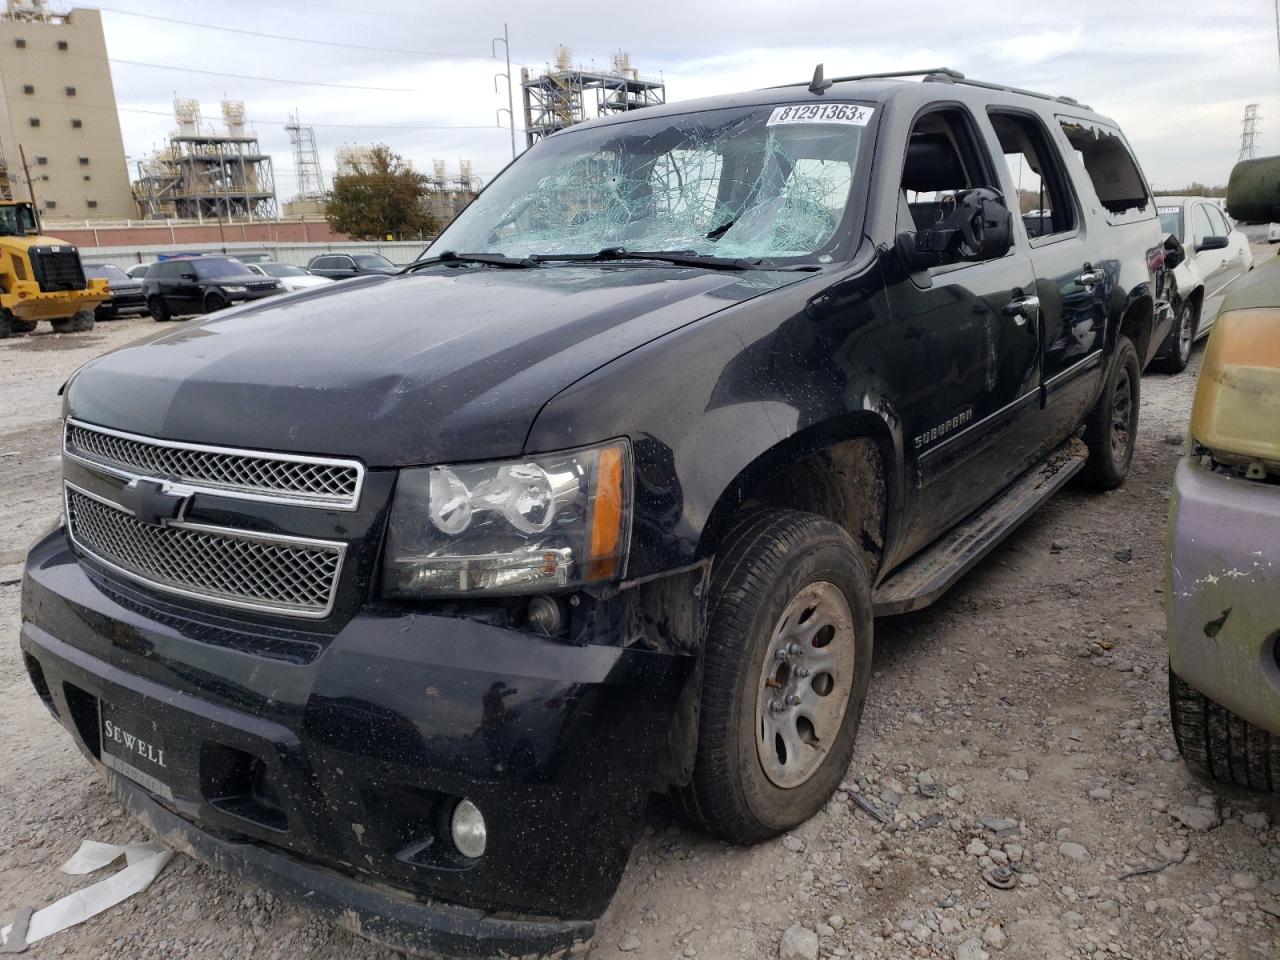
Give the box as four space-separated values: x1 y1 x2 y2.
431 102 876 264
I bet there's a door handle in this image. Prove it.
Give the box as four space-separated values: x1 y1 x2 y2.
1074 266 1106 287
1002 295 1040 324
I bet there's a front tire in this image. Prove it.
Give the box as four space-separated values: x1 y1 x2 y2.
5 313 37 335
1082 335 1139 490
203 292 227 314
148 296 171 322
49 308 94 334
1157 299 1196 374
1170 671 1280 792
675 511 873 843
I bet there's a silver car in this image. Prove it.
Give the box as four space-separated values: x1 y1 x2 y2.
1154 196 1254 373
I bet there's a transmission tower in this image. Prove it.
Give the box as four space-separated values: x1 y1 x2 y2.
285 110 326 201
1239 103 1260 162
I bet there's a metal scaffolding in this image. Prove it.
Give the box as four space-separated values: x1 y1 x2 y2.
425 159 481 224
521 48 665 147
132 99 278 221
285 110 325 202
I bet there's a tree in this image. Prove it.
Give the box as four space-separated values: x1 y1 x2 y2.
325 145 440 240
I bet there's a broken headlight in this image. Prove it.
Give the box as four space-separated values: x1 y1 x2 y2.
382 440 632 598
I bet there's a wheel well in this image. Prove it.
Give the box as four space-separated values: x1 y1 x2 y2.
1118 296 1153 366
698 428 890 578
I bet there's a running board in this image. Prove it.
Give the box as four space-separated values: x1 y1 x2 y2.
872 439 1088 616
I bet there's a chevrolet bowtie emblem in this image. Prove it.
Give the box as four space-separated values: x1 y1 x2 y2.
119 479 188 527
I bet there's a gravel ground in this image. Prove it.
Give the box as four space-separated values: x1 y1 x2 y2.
1 273 1278 960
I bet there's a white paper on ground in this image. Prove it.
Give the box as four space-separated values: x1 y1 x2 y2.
0 840 173 949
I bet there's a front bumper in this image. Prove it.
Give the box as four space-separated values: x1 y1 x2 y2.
227 287 280 304
104 290 147 313
20 528 690 956
2 279 108 321
1167 458 1280 734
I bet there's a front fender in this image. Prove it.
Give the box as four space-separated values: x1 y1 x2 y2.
524 258 900 580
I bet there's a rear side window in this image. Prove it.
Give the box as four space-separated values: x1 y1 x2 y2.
988 110 1076 240
1057 119 1152 220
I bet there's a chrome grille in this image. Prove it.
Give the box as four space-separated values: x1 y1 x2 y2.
65 419 363 509
65 484 344 618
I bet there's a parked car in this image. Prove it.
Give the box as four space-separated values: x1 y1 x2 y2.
1154 196 1254 373
81 263 147 319
1167 258 1279 791
305 251 400 279
142 256 282 320
125 262 151 280
232 252 274 264
244 261 333 292
1268 222 1280 244
23 67 1176 958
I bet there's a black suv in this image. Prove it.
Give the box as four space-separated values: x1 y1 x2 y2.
21 68 1176 958
305 252 400 279
82 263 146 318
143 256 281 320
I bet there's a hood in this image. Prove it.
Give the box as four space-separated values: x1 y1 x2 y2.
67 265 801 466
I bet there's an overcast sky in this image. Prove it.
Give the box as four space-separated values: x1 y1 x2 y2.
96 0 1280 199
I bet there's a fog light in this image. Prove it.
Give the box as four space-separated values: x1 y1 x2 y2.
451 799 487 858
526 594 564 635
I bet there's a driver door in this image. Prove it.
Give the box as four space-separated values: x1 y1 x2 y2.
884 105 1041 554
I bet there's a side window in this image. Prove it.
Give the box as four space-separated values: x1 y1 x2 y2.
314 257 334 269
899 107 1000 261
159 262 179 279
988 111 1076 240
1057 118 1151 219
1191 204 1216 249
1206 205 1231 238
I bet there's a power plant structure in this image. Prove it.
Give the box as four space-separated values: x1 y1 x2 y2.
521 48 665 147
425 158 480 224
132 98 278 222
282 111 325 217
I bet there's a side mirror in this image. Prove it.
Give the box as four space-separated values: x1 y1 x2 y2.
1196 235 1229 253
1162 233 1185 270
897 187 1013 271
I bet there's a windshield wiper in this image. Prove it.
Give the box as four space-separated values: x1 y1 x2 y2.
403 250 539 271
532 247 762 271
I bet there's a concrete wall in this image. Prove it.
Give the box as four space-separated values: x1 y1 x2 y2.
80 240 428 270
0 8 134 219
45 217 358 249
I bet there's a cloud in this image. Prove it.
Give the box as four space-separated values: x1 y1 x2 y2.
100 0 1280 195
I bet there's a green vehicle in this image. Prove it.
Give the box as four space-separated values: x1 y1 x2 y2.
1168 157 1280 788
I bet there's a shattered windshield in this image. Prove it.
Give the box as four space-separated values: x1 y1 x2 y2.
430 102 876 263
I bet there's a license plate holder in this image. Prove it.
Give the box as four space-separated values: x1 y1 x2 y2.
99 699 174 801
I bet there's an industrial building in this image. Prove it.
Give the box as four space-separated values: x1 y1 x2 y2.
0 1 133 219
521 48 665 147
132 98 278 222
330 148 479 224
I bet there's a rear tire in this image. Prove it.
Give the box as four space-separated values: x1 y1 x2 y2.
49 308 94 334
1082 335 1139 490
1157 299 1196 374
148 296 171 322
675 510 873 843
1170 671 1280 792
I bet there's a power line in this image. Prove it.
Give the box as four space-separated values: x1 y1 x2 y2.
108 57 414 91
95 5 500 61
37 45 417 91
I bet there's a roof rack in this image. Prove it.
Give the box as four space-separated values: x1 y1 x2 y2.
776 66 1092 112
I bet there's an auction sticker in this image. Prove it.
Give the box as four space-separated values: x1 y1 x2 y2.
767 103 875 127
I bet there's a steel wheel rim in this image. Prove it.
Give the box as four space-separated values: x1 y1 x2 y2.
1178 305 1194 363
754 581 855 789
1111 367 1133 461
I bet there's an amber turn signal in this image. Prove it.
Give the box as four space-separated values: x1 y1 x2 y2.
1190 305 1280 470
